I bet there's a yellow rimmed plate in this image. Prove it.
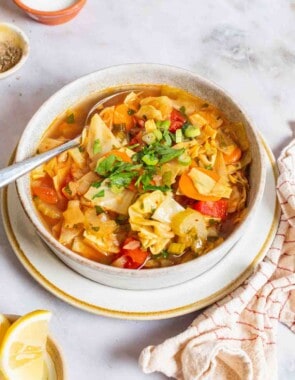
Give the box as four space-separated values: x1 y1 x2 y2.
1 140 279 320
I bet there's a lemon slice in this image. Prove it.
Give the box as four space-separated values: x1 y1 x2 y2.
0 315 11 345
0 310 52 380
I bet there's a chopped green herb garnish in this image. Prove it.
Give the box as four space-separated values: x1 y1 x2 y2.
208 236 218 242
153 250 169 259
209 219 216 226
162 130 172 146
128 143 140 149
133 142 184 166
157 146 184 164
109 171 137 188
64 184 72 195
93 139 102 155
92 226 100 232
96 154 141 190
143 184 170 192
91 180 103 188
78 146 85 153
116 215 128 224
95 206 104 215
96 155 117 176
179 106 186 115
66 113 75 124
92 190 105 199
161 250 169 258
127 108 135 115
205 165 213 170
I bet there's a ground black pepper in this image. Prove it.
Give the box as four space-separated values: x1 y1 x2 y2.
0 42 22 73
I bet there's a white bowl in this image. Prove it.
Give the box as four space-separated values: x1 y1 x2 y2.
16 64 266 290
0 23 29 79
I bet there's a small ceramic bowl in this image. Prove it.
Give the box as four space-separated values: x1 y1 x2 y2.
16 64 266 290
0 23 29 79
5 315 66 379
13 0 87 25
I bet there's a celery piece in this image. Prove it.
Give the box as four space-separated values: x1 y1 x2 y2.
175 129 183 143
154 129 163 141
184 125 200 138
142 132 156 145
178 153 192 166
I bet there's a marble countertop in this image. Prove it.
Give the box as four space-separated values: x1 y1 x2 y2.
0 0 294 379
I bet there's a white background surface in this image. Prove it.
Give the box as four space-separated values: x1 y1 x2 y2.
0 0 294 379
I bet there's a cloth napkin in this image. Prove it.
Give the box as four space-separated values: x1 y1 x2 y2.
139 140 295 380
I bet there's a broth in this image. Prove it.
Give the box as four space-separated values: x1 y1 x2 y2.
31 85 250 269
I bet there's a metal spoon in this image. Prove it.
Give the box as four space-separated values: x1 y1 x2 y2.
0 89 136 188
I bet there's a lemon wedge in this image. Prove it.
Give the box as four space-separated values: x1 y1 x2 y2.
0 310 51 380
0 315 11 345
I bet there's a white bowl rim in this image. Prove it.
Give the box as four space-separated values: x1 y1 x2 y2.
0 22 30 79
15 63 266 277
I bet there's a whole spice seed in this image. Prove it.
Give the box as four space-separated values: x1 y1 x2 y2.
0 42 22 73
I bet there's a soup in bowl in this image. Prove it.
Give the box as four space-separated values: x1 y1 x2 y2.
16 64 265 289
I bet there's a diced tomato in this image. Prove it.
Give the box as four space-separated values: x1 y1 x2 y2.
32 185 58 204
129 131 143 145
133 117 145 129
193 199 228 220
120 237 149 269
169 109 186 132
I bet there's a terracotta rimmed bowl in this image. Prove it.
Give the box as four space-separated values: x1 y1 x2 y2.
0 23 29 79
13 0 87 25
4 315 66 379
15 64 266 290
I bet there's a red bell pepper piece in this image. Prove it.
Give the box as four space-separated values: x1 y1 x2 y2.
121 237 149 269
169 109 186 132
193 199 228 220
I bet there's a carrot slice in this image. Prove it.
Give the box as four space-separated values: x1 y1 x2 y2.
179 172 221 202
32 186 58 204
113 104 134 131
104 150 132 163
223 147 242 164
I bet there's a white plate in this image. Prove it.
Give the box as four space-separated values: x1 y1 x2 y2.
1 140 279 320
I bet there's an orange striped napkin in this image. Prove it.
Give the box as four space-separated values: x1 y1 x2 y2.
139 140 295 380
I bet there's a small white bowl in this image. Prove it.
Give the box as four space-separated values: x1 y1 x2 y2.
15 64 266 290
0 23 29 79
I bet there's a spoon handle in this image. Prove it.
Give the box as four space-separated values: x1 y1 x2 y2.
0 137 80 188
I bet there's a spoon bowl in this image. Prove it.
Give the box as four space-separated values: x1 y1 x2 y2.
0 89 136 188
